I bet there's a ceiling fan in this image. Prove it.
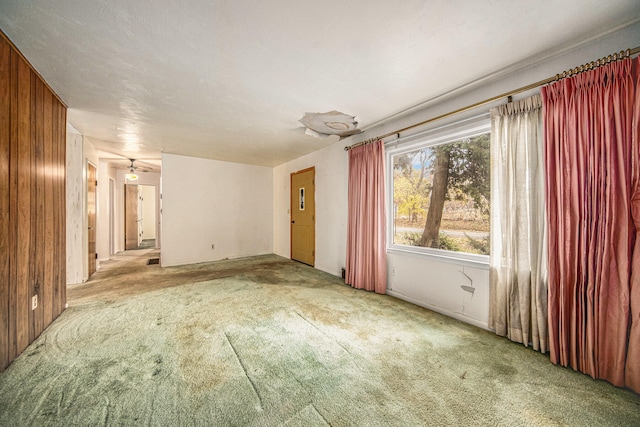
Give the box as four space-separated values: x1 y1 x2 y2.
125 159 143 181
97 149 158 171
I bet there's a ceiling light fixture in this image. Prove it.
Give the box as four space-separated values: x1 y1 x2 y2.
299 110 362 139
125 159 139 181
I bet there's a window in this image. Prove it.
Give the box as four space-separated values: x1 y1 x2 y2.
387 117 490 264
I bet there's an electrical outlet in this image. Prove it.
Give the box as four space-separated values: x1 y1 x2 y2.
211 244 215 249
32 295 38 310
391 267 396 276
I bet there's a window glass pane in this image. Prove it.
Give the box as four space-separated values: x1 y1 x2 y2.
391 132 490 255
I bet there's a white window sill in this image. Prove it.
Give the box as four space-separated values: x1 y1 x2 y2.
387 245 490 270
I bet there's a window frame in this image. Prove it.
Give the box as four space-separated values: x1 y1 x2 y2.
385 114 491 268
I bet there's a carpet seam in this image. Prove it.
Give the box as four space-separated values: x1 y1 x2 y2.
224 332 263 411
294 311 355 357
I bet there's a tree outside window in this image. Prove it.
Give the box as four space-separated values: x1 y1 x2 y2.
391 132 490 255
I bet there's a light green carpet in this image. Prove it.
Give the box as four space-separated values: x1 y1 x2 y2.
0 254 638 426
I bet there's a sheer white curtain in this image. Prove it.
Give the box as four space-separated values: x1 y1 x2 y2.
489 94 548 352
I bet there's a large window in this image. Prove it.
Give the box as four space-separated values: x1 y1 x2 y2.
387 118 490 263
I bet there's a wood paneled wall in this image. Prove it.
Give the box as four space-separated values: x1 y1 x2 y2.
0 32 67 372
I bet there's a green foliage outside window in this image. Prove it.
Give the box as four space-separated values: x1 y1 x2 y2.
392 133 490 255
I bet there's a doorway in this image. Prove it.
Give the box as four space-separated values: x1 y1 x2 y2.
290 167 315 266
139 185 156 248
109 178 115 256
87 162 97 277
124 184 139 250
124 184 157 250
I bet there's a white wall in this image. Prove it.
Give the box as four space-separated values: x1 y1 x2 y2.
161 153 273 267
274 141 349 276
65 129 84 285
274 23 640 330
67 129 102 282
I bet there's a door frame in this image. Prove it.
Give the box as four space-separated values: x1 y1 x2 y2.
290 166 316 266
86 160 97 279
108 177 115 256
124 183 139 250
137 184 158 246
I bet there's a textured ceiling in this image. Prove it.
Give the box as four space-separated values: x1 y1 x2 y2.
1 1 640 167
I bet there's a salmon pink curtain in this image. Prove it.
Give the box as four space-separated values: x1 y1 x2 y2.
541 57 639 392
345 139 387 294
627 57 640 391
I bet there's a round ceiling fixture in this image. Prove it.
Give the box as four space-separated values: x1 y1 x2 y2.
324 121 351 131
126 159 139 181
299 110 362 138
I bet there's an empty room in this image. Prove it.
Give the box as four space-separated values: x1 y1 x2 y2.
1 1 640 425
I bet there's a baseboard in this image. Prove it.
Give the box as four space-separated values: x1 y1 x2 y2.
161 251 273 268
386 289 490 331
314 264 341 278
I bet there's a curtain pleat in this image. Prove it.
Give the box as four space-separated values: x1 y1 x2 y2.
489 94 548 352
345 140 387 294
541 57 638 391
626 56 640 391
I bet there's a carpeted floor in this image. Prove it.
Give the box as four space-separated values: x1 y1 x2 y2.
134 238 156 250
0 251 638 426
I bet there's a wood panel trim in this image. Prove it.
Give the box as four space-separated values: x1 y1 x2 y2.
15 53 31 356
7 40 19 365
31 72 45 340
58 106 67 312
43 86 54 326
0 29 10 371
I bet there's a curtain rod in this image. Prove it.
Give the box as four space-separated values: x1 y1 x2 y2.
345 46 640 151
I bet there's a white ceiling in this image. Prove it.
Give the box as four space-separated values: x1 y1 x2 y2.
1 1 639 168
